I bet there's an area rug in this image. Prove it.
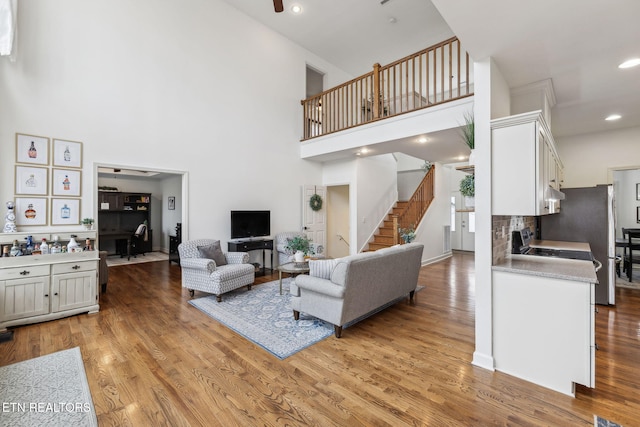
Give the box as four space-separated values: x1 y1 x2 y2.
189 278 422 359
106 251 168 267
0 347 98 426
594 414 623 426
615 265 640 290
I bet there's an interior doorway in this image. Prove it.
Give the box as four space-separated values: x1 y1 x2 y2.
94 164 188 257
326 185 350 258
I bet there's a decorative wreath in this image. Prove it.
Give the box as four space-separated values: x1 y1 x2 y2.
309 193 323 211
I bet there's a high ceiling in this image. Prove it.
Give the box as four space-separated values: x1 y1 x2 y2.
221 0 640 140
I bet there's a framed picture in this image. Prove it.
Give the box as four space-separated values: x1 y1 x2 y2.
51 198 81 225
168 196 175 210
14 197 48 226
15 165 48 196
637 183 640 201
16 133 49 165
52 168 81 197
52 138 83 168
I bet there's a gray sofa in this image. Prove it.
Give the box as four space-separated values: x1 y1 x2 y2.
291 242 424 337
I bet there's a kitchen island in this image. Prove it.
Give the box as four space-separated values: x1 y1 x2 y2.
492 241 597 397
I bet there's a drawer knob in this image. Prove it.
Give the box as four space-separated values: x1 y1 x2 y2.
72 265 81 270
20 270 30 276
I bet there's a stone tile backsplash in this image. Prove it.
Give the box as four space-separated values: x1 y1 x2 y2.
492 215 536 264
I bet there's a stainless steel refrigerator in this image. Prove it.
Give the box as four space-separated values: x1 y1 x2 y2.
539 185 615 305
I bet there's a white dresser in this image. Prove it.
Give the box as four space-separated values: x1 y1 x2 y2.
0 231 99 332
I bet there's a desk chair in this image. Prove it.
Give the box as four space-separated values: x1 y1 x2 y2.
130 223 148 258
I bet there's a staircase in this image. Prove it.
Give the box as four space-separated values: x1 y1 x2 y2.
368 202 408 251
366 165 436 251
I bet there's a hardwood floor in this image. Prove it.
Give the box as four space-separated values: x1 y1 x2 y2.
1 252 639 426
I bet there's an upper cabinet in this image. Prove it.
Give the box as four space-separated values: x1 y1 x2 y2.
491 111 564 216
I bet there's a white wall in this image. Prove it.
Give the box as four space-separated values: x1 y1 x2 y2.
326 185 350 258
161 175 183 251
356 155 398 252
556 126 640 188
415 162 452 263
0 0 352 246
614 169 640 233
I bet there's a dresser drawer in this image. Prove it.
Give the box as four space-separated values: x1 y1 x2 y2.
52 260 97 275
0 265 50 280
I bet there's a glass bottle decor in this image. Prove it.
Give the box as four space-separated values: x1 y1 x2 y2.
67 235 80 253
64 146 71 162
40 238 49 255
28 141 37 158
51 236 61 254
24 204 36 219
10 240 22 257
61 204 70 219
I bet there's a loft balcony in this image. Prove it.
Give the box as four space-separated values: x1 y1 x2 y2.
300 37 474 145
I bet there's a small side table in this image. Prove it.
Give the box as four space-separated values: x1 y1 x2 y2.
277 262 310 295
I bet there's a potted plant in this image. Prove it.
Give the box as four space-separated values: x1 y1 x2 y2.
460 111 475 165
399 225 416 244
459 174 475 208
81 218 94 230
284 235 315 263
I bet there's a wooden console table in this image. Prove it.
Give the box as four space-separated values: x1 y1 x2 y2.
228 239 273 277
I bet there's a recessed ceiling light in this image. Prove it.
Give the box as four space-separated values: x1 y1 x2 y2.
619 58 640 69
605 114 622 121
290 4 302 14
417 137 428 144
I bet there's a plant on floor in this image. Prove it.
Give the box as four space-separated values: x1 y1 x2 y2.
399 225 416 244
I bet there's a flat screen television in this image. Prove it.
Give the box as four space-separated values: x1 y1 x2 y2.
230 210 270 239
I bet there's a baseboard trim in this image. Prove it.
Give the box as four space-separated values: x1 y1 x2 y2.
472 352 495 371
421 252 452 266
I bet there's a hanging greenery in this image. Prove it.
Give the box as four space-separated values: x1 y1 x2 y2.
309 193 323 211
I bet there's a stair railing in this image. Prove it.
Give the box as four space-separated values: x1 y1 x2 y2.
392 165 436 244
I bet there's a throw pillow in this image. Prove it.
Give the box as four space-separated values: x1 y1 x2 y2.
309 259 338 279
198 242 227 266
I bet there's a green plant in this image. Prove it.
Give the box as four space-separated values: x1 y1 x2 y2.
284 235 315 256
421 160 432 173
459 174 475 197
399 225 416 244
460 111 474 149
81 218 94 225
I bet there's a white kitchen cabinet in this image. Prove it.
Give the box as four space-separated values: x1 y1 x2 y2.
493 270 595 396
0 231 99 331
491 110 563 216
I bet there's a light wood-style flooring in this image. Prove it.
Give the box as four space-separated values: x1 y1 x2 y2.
1 252 639 426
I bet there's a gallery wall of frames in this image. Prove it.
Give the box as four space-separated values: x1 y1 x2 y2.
13 132 84 227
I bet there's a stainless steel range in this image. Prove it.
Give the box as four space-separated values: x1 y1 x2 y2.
512 227 594 262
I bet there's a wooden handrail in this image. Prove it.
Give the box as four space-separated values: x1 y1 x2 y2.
301 37 473 140
393 165 436 243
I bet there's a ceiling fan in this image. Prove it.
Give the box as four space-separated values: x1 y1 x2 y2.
273 0 284 13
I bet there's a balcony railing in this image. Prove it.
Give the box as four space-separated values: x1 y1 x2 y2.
301 37 473 140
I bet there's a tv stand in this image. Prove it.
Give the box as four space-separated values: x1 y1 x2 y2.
228 239 273 277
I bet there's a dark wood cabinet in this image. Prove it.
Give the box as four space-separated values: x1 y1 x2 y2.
98 191 152 257
228 239 273 276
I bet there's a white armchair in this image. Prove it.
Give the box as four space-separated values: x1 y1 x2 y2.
178 239 255 302
275 231 305 266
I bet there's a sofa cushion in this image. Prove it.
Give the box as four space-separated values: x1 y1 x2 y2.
309 259 338 279
198 242 227 266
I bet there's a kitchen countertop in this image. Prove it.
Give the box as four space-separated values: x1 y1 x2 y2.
528 239 591 252
493 255 597 283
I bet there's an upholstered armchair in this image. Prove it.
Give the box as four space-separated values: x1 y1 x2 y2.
275 231 305 266
178 239 255 302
